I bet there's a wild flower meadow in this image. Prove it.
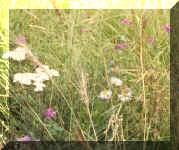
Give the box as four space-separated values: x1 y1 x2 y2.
2 9 170 142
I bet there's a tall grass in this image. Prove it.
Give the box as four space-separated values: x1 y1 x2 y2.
0 0 9 146
7 9 170 142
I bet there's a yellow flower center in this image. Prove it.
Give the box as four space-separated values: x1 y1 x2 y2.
114 67 119 73
103 90 108 95
114 79 118 84
19 137 25 140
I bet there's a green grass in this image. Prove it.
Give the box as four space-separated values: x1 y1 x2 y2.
7 9 170 142
0 0 9 145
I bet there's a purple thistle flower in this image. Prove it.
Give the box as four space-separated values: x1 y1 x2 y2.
16 36 27 44
121 19 133 26
163 26 171 33
44 108 56 120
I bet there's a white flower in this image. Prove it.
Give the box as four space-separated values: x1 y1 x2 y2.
33 81 46 92
118 88 132 102
49 69 59 77
110 66 121 73
126 88 132 97
36 72 49 81
9 47 27 61
13 72 48 86
13 72 48 91
35 65 59 77
13 73 23 83
21 79 32 85
34 86 43 92
118 94 130 102
35 65 49 73
13 60 59 91
5 85 9 90
14 47 27 53
110 77 123 86
99 90 112 99
2 52 10 59
13 73 36 85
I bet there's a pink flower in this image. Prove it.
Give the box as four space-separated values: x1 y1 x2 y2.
163 26 171 33
80 29 89 33
44 108 56 120
117 43 123 49
147 38 156 44
121 19 133 26
122 42 129 48
115 42 129 50
16 136 40 142
16 36 27 44
16 136 32 142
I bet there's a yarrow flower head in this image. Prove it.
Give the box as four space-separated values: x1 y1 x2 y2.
7 39 59 92
36 65 59 77
13 65 59 92
33 81 46 92
110 77 123 86
16 136 40 142
163 26 171 33
13 73 36 85
118 88 132 102
44 108 56 120
98 90 112 99
2 47 27 61
121 19 133 26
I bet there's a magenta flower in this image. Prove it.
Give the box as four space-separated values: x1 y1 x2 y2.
44 108 56 120
80 29 89 33
163 26 171 33
121 19 133 26
115 42 129 50
122 42 129 48
117 43 123 49
16 136 40 142
147 38 156 45
16 36 27 44
16 136 32 142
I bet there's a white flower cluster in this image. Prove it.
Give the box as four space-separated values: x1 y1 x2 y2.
4 45 60 92
13 65 59 92
35 65 59 78
98 62 133 102
2 47 27 61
